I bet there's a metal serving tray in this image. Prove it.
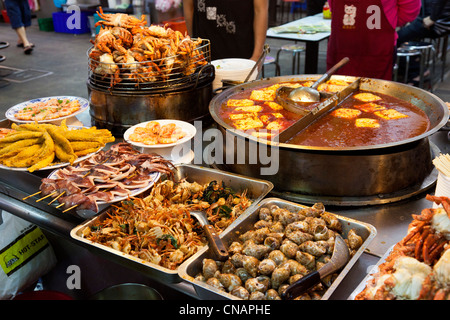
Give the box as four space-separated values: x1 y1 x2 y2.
70 164 273 283
178 197 377 299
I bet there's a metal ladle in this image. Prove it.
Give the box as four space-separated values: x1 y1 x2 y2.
289 57 350 103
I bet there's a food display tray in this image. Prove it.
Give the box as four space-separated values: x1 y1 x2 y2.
178 197 377 299
70 164 273 283
347 245 394 300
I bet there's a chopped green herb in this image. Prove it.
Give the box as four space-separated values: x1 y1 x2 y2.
157 234 178 249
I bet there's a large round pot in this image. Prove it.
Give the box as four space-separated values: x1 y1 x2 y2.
209 75 449 203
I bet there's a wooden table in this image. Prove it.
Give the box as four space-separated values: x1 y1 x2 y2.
266 13 331 74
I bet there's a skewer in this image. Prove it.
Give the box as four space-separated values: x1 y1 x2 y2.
36 191 58 202
48 191 65 204
22 190 42 200
55 202 65 209
62 204 78 213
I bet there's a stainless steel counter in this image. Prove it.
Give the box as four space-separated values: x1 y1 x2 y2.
0 112 448 300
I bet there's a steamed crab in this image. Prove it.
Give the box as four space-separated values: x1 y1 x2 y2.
397 195 450 266
89 7 208 88
95 7 146 29
355 195 450 300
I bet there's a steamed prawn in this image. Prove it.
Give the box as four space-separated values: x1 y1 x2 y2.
128 121 187 145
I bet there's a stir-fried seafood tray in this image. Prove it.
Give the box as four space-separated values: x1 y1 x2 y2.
88 7 210 90
350 195 450 300
178 198 376 300
70 164 273 283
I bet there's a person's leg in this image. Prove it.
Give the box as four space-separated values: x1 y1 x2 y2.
15 26 32 48
17 0 33 51
397 19 435 45
5 0 33 53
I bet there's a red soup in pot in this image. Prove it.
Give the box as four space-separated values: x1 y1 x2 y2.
219 81 430 148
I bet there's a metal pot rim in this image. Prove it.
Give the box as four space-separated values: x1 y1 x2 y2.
209 75 449 151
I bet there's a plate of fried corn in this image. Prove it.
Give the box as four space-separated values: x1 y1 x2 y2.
0 120 115 172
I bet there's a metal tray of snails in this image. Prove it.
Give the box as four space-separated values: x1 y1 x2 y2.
87 38 211 92
70 164 273 283
178 197 377 300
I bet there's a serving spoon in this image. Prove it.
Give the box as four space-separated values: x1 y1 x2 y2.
190 210 229 261
288 57 350 103
281 234 350 300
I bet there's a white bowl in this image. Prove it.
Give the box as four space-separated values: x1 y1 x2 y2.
211 58 257 90
211 58 255 72
123 119 196 164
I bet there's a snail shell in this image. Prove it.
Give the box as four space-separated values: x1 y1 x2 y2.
313 224 330 241
228 241 243 255
278 209 301 226
254 220 273 229
287 230 314 245
265 289 281 300
264 236 281 250
242 240 271 260
221 259 236 274
235 267 252 283
289 273 304 284
202 258 218 280
347 228 363 250
230 286 250 300
269 221 285 233
268 249 287 266
206 277 225 291
253 227 270 243
249 291 266 300
285 220 310 235
230 253 244 268
284 259 308 276
258 258 277 275
271 263 291 289
242 255 260 277
295 250 316 270
258 207 273 222
280 239 299 258
321 212 342 232
245 276 269 293
299 240 327 257
217 272 242 292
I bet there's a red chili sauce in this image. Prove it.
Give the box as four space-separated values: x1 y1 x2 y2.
287 91 430 147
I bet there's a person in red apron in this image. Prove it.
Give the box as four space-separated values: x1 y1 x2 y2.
327 0 420 80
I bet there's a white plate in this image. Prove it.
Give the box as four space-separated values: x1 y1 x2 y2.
47 169 161 205
123 119 197 149
5 96 89 123
0 150 100 172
